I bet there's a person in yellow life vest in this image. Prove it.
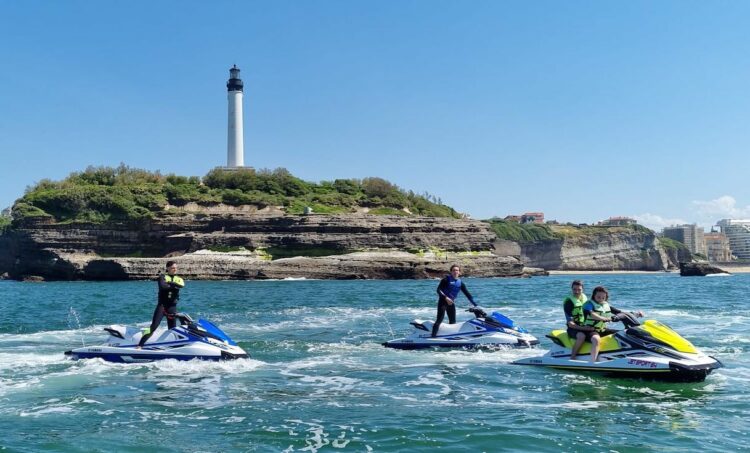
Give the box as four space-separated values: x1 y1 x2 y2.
562 280 596 360
137 261 185 348
582 286 644 363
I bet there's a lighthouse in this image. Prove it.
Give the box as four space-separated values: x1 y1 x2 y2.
227 65 244 167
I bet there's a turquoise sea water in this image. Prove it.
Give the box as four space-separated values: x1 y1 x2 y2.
0 274 747 452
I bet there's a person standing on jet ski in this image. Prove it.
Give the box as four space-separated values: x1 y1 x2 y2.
563 280 595 360
137 261 185 348
583 286 643 362
432 264 476 337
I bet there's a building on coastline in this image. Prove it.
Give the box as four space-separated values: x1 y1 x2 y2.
717 219 750 260
214 66 253 172
598 216 637 226
502 212 544 224
227 65 244 167
521 212 544 224
704 231 732 262
662 224 706 256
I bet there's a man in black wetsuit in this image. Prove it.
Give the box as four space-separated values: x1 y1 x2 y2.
432 264 476 337
137 261 185 348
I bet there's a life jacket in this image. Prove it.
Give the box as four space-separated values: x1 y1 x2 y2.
442 275 463 300
563 293 587 325
158 274 185 305
583 300 611 332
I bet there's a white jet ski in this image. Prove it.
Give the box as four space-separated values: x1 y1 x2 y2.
513 312 722 382
65 313 248 363
383 307 539 349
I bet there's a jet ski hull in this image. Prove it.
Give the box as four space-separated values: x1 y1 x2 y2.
384 336 539 350
65 317 248 363
64 347 248 363
384 310 539 350
513 320 722 382
513 354 722 382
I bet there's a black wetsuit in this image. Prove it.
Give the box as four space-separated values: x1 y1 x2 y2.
432 276 474 337
138 273 183 347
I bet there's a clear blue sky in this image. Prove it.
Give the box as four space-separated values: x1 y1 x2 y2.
2 1 750 230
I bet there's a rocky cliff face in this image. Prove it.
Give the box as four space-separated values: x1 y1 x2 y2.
518 229 680 271
0 213 680 280
0 213 540 280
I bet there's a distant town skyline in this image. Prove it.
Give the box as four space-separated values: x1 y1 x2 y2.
2 1 750 231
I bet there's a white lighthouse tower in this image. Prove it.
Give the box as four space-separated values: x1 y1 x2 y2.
227 65 244 167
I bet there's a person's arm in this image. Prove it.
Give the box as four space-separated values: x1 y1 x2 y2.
587 311 611 322
460 282 476 306
563 299 575 327
437 277 449 298
158 274 170 290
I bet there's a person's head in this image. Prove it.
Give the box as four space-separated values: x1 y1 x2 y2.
592 286 608 303
571 280 583 296
166 260 177 275
449 264 461 278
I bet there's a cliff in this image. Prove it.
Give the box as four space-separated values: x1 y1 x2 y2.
0 213 541 280
516 225 684 271
0 212 688 281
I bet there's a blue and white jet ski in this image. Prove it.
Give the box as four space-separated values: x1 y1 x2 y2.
65 313 248 363
383 307 539 349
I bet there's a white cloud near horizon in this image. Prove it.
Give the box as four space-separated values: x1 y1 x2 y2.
692 195 750 220
632 213 689 231
635 196 750 232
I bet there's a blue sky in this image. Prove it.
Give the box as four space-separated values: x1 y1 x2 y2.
2 1 750 229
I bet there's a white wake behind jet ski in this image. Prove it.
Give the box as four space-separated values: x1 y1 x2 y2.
383 307 539 349
65 313 248 363
513 312 722 382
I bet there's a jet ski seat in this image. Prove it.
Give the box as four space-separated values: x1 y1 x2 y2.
547 330 620 354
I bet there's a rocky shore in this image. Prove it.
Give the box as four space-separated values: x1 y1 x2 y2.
0 213 544 280
0 212 682 281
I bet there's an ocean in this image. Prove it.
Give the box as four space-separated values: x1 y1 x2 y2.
0 273 746 452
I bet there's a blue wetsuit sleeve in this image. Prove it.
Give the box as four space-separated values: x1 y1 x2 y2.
582 301 593 317
460 283 476 306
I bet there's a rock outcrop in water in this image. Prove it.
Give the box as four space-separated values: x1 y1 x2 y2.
0 213 544 280
679 261 730 276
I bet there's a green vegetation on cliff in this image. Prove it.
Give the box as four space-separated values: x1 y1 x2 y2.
0 215 11 234
12 165 460 224
486 219 561 243
487 219 655 243
657 236 690 253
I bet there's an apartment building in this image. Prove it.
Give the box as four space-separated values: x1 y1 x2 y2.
717 219 750 260
662 224 706 255
704 231 732 262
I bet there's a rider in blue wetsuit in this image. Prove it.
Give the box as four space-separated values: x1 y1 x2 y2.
432 264 476 337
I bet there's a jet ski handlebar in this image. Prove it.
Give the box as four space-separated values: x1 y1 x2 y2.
467 306 488 318
611 311 642 328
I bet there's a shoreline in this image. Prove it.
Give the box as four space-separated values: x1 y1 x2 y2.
550 266 750 275
548 270 672 275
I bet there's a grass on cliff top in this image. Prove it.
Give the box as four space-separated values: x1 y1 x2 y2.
550 223 653 237
486 219 561 243
657 236 690 253
487 219 654 243
11 164 461 225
